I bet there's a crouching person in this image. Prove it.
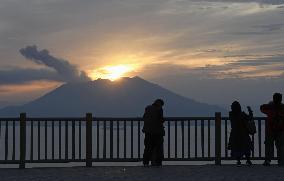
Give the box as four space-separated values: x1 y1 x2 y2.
142 99 165 167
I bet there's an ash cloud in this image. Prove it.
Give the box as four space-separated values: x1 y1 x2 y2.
19 45 91 83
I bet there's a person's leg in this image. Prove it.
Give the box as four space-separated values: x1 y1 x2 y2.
236 156 241 166
264 133 275 165
151 134 163 166
275 132 284 166
154 135 164 166
279 132 284 166
245 153 252 166
275 132 280 164
143 133 154 166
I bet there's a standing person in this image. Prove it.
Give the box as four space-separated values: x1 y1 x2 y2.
260 93 284 166
142 99 165 167
228 101 254 166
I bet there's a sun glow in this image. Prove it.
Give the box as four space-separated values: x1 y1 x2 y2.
91 64 136 81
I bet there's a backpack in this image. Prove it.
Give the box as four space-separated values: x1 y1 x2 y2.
246 118 256 135
243 112 256 135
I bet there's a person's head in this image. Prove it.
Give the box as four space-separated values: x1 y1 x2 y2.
153 99 164 108
273 93 282 105
231 101 241 113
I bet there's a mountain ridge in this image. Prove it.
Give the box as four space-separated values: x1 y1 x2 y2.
0 76 226 117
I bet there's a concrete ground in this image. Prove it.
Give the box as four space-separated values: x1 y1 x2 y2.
1 164 284 181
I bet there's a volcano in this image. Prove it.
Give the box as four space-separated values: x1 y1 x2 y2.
0 77 226 117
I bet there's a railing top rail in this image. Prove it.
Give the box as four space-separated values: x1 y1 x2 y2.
94 117 216 121
0 118 19 121
221 117 266 120
27 118 85 121
0 116 267 122
165 117 216 120
255 117 267 120
94 117 141 121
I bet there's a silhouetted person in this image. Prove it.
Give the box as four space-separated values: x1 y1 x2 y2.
142 99 165 166
228 101 253 166
261 93 284 166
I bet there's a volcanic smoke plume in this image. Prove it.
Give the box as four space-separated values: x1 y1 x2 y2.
20 45 91 83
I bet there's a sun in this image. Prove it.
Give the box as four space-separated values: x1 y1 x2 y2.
91 64 136 81
103 65 133 80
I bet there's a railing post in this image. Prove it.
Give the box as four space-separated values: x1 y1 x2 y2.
19 113 26 169
86 113 93 167
215 112 221 165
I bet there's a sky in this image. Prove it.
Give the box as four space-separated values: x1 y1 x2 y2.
0 0 284 112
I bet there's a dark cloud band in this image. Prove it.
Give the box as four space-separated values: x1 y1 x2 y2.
0 68 62 84
19 45 91 83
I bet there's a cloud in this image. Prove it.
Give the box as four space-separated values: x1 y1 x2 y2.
192 54 284 78
232 23 284 35
254 23 284 32
189 0 284 4
0 68 63 84
139 54 284 80
19 45 91 82
138 63 284 115
228 54 284 66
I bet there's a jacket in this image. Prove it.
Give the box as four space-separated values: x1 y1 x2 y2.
142 104 164 135
260 103 284 133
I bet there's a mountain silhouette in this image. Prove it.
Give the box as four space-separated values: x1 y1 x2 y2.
0 77 226 117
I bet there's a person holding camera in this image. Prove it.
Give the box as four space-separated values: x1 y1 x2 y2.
228 101 255 166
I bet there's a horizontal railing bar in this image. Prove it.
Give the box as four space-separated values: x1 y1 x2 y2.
164 158 215 161
94 117 266 120
0 157 279 164
94 118 141 121
26 160 83 163
94 117 217 121
0 161 20 164
0 117 267 122
0 118 19 121
92 159 141 162
221 157 269 160
27 118 85 121
0 160 281 166
221 117 266 120
165 117 216 121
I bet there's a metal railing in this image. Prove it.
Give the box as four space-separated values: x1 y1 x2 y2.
0 113 270 168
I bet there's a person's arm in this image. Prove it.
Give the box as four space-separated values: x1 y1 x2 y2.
278 105 284 117
260 104 272 114
160 108 165 123
229 112 233 129
142 107 149 133
242 112 252 123
143 106 150 119
143 108 147 119
246 106 254 121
